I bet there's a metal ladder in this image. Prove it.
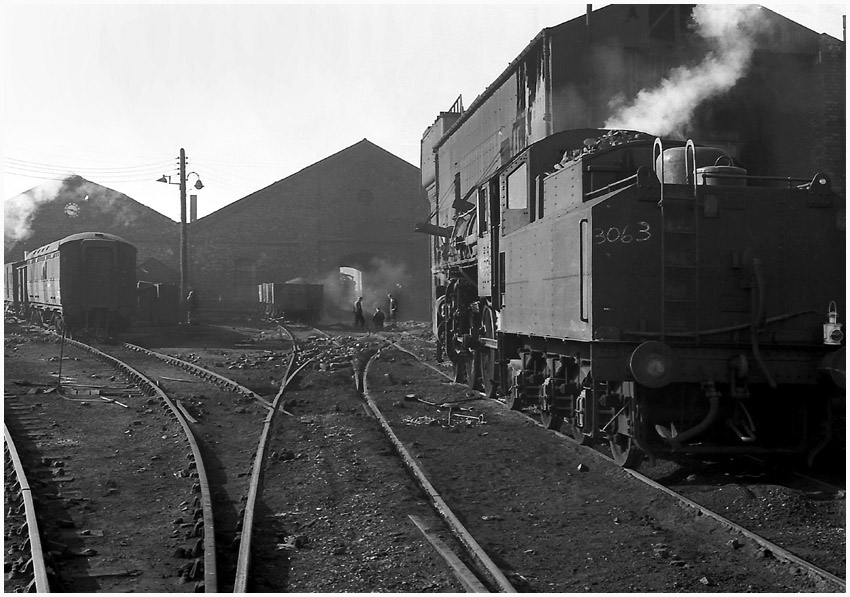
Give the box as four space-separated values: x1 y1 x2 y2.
654 139 700 341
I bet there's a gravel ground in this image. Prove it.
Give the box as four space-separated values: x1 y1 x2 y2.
5 316 844 592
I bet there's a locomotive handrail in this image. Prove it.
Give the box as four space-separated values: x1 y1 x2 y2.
623 309 817 339
4 424 51 593
695 172 818 188
686 139 697 192
583 172 640 200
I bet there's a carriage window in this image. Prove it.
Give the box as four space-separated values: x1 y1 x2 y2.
507 162 528 210
477 188 488 235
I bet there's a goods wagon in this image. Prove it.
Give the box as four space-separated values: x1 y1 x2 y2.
428 128 844 467
137 281 180 326
259 282 323 321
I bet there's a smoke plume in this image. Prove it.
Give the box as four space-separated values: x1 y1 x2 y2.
604 5 766 137
309 256 412 324
4 176 139 255
4 179 64 254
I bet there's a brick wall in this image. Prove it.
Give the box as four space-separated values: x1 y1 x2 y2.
188 141 430 320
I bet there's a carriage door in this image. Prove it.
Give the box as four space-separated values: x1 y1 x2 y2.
81 239 117 308
16 265 28 307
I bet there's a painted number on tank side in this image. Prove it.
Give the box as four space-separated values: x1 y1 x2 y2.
593 222 651 245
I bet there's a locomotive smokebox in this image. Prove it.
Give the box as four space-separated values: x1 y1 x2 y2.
656 147 746 186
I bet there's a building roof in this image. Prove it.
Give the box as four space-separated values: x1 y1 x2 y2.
4 175 177 262
190 138 419 230
434 3 835 150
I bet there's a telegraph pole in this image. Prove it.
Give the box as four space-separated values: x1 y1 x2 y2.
179 147 189 323
158 149 202 325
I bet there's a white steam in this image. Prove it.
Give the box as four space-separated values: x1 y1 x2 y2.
4 179 64 254
604 5 765 137
4 177 139 256
307 256 412 324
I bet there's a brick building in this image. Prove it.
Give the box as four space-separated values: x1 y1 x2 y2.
188 139 429 320
4 175 179 276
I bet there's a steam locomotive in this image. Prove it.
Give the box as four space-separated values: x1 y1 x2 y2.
428 128 845 467
5 231 137 335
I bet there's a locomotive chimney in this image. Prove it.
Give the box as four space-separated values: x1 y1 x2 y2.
586 4 591 27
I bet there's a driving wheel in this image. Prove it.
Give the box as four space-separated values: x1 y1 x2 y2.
609 395 643 468
465 349 482 391
480 305 498 398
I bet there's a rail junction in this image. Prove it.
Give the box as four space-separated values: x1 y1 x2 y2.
4 316 845 592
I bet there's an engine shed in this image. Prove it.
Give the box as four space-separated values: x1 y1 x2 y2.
189 139 429 320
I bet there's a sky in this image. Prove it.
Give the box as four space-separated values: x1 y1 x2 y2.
2 3 846 222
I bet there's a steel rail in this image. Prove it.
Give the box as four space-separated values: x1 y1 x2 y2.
619 466 846 591
232 322 301 592
56 335 218 591
4 423 52 593
124 343 278 411
391 338 845 591
361 352 516 593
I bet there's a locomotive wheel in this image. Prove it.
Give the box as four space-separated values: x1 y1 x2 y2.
567 421 590 445
539 368 563 431
444 327 462 363
609 433 641 468
480 305 498 398
608 396 643 468
540 398 562 431
465 350 483 391
452 356 467 384
505 380 523 410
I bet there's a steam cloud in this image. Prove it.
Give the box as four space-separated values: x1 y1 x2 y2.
604 4 766 137
4 179 64 254
308 256 412 323
4 176 138 255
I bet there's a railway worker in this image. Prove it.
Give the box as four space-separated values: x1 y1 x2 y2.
186 289 197 325
353 296 365 329
387 293 398 327
372 306 386 331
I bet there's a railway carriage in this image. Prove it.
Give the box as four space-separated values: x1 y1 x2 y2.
5 232 137 334
428 128 845 467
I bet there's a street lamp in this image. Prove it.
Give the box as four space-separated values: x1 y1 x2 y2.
158 148 203 323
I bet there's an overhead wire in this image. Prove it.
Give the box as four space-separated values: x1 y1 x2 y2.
4 155 178 184
5 156 176 173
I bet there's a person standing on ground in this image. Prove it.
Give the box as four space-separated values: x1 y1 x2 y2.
353 296 365 329
388 293 398 327
373 306 385 331
186 289 197 325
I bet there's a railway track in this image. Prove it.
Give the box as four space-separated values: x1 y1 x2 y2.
6 318 842 591
384 337 846 592
242 321 467 591
3 325 205 591
5 320 300 592
105 336 302 592
4 423 52 592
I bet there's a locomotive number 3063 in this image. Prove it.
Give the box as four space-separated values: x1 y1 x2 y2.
593 222 651 245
